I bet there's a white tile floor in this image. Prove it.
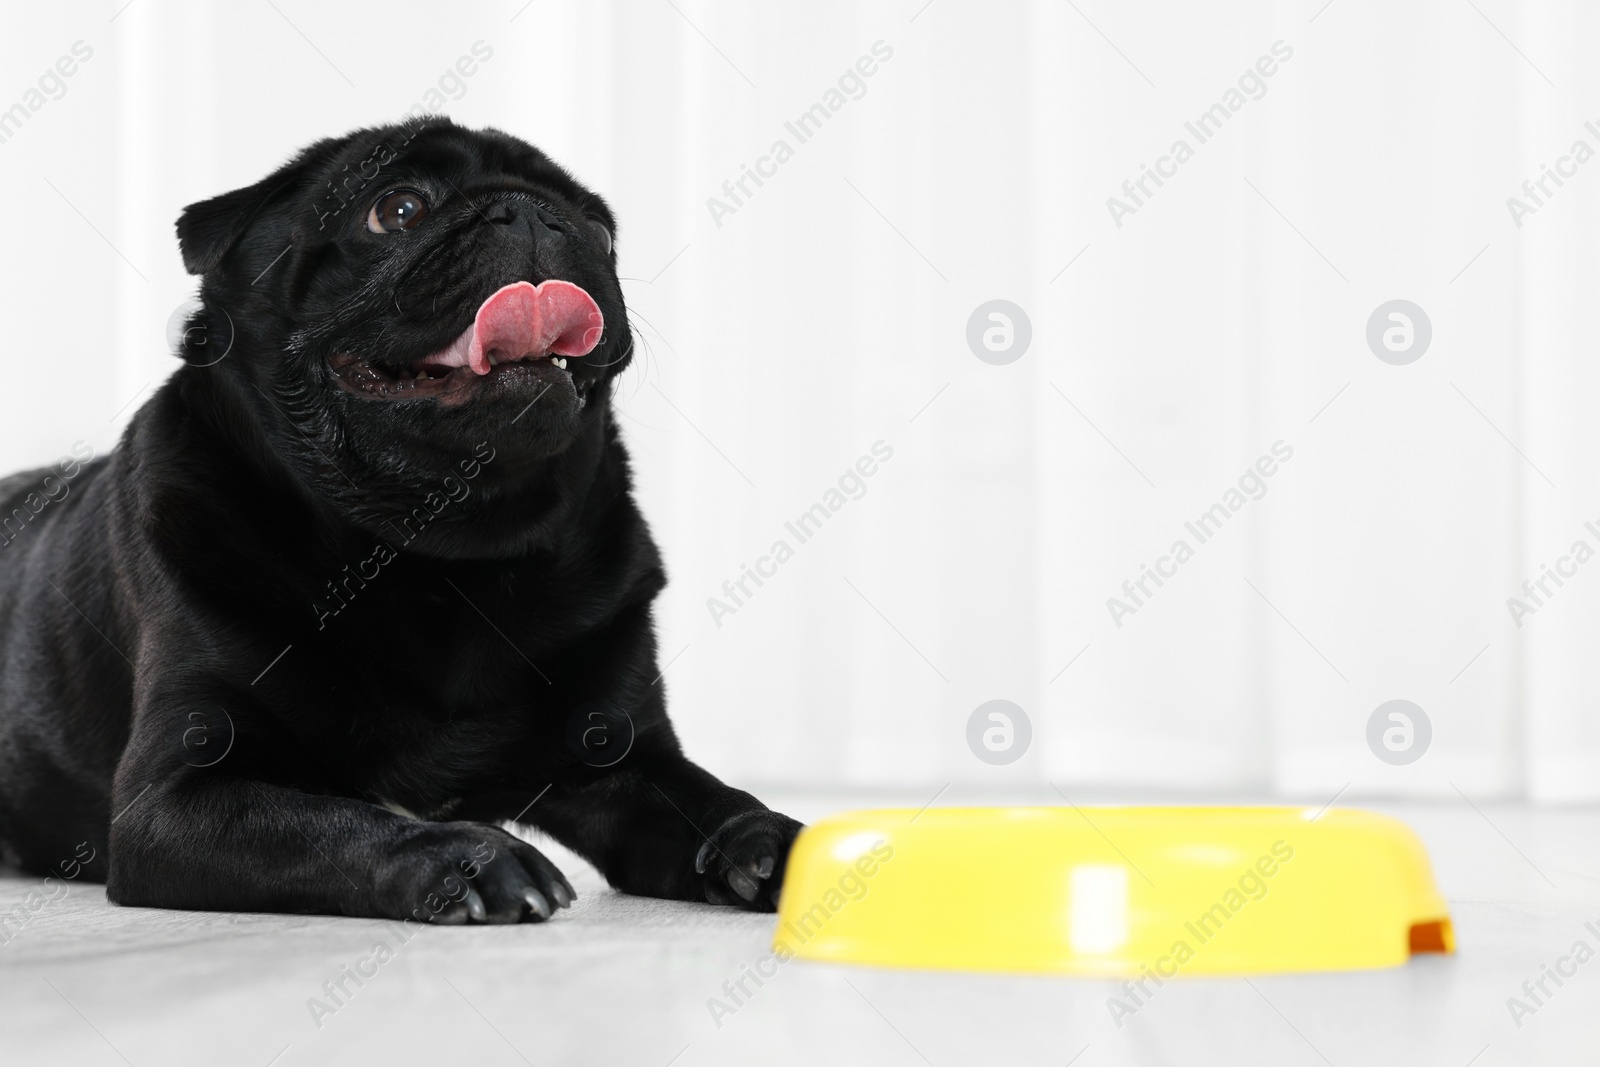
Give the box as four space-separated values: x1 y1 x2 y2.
1 793 1596 1066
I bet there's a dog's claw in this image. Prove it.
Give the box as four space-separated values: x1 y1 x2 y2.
755 856 775 879
729 870 758 902
727 868 760 901
694 840 713 874
523 887 552 920
433 899 470 925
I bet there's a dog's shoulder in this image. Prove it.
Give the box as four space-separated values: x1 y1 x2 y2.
0 466 56 511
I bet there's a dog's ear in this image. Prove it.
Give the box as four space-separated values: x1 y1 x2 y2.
175 142 335 276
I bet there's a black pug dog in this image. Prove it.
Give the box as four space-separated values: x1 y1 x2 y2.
0 119 800 924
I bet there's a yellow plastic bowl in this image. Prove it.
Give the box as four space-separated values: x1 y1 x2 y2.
774 806 1453 976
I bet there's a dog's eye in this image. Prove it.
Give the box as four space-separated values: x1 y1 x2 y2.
367 189 430 233
588 219 612 254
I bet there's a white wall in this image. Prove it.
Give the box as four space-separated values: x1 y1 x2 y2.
2 0 1596 801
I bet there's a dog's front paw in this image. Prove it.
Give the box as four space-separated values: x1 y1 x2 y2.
694 809 802 912
374 822 576 925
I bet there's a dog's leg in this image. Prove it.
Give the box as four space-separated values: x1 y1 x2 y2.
106 718 574 922
529 749 802 912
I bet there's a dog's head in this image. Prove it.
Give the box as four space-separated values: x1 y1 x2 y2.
173 119 632 549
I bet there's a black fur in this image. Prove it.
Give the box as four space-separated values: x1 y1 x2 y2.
0 119 799 924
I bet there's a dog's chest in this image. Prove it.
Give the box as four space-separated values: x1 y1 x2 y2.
333 693 547 815
246 501 661 810
292 565 609 804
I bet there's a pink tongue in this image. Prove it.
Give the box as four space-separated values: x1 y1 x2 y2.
422 280 604 376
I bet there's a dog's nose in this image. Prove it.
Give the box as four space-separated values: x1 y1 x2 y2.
484 198 567 241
